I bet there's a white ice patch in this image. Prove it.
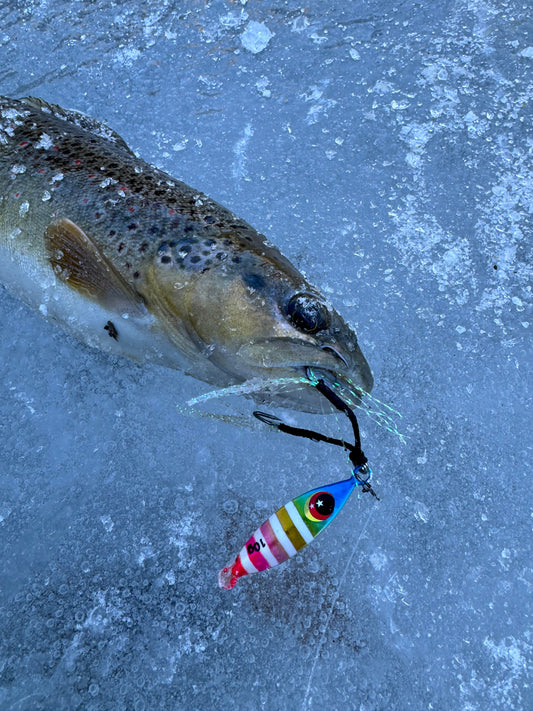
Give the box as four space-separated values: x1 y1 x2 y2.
219 10 248 29
400 122 433 172
482 636 531 708
114 46 142 66
300 84 337 125
474 152 532 314
255 76 271 98
18 201 29 217
100 177 118 188
1 108 28 121
232 123 254 183
10 164 26 174
389 197 475 306
35 132 53 149
369 549 388 571
100 515 114 532
240 21 273 54
291 16 310 33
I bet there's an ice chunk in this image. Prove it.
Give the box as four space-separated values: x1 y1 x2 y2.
240 21 273 54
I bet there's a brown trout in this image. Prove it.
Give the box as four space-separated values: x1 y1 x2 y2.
0 96 373 412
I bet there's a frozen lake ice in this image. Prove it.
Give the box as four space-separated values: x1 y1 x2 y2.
0 1 531 709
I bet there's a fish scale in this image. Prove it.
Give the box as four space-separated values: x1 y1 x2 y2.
0 95 373 412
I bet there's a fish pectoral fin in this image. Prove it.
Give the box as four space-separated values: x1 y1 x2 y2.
45 218 144 315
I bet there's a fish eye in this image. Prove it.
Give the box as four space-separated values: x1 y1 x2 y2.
285 293 330 334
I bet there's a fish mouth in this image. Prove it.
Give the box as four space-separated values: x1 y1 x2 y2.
235 339 373 414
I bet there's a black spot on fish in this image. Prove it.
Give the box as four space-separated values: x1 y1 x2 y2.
117 242 125 253
190 255 201 264
127 222 137 231
104 320 118 340
133 271 140 279
161 255 171 264
232 256 241 264
139 242 149 253
204 238 216 247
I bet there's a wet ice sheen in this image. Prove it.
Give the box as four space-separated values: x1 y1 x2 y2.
0 1 531 711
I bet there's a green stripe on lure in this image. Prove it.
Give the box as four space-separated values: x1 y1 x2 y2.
218 371 379 589
218 464 372 589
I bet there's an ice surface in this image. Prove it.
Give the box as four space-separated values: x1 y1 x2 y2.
0 1 531 710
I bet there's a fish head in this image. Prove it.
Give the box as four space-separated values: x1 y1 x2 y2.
146 235 373 413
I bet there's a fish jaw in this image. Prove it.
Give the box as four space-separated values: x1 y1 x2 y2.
234 334 373 414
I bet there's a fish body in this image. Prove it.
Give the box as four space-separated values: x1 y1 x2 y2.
219 474 358 589
0 96 372 411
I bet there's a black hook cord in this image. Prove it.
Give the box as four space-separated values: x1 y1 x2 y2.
253 377 379 500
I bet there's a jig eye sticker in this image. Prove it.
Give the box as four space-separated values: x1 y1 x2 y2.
304 491 335 521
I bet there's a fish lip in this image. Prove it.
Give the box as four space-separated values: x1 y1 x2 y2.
321 344 349 368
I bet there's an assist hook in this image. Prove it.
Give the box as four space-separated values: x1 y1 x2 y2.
254 369 379 500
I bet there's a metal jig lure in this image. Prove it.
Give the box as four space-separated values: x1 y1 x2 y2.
218 371 378 590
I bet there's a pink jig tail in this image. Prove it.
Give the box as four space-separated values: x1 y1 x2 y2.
218 558 248 589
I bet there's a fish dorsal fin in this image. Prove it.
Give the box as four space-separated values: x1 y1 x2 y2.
20 96 134 155
45 218 144 315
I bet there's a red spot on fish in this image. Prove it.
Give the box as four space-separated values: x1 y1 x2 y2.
53 145 59 150
39 168 46 174
168 209 176 215
129 207 136 213
19 141 29 147
82 198 89 204
89 174 96 179
74 160 82 165
15 192 20 198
